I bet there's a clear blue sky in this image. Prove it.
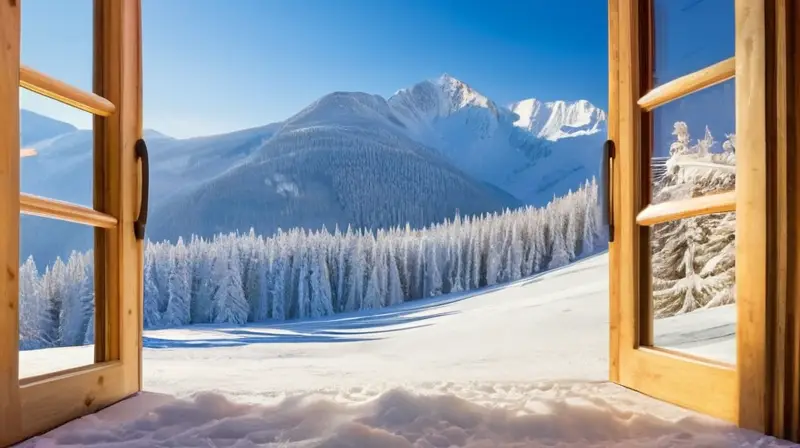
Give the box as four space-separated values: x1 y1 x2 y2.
20 0 610 139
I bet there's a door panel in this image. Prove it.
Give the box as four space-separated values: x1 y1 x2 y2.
0 1 144 445
608 0 765 424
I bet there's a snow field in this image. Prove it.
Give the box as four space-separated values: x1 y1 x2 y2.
20 253 790 447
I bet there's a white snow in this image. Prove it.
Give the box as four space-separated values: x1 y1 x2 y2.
509 98 607 141
17 254 793 447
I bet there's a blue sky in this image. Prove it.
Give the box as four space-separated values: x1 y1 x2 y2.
20 0 608 139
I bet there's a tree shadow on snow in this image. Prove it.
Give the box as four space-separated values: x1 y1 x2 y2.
143 309 459 349
143 251 610 351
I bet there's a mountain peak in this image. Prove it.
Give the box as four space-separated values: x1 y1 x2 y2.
510 98 606 141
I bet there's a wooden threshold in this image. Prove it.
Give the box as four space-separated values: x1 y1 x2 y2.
636 191 736 226
20 65 115 117
638 57 736 111
619 347 738 422
20 193 117 228
17 362 128 443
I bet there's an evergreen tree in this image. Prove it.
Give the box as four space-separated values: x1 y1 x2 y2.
210 243 249 325
165 239 192 326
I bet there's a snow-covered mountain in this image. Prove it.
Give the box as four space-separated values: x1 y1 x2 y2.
510 98 607 141
19 74 607 265
386 74 607 204
148 93 521 243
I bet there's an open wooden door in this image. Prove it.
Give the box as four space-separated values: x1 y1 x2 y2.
0 1 144 445
607 0 771 428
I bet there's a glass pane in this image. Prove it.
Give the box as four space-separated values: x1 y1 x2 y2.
21 0 93 93
650 79 735 204
652 0 734 87
651 212 736 364
20 92 95 208
19 216 96 379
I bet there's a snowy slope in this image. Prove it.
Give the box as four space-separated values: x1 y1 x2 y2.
19 254 736 388
18 253 790 448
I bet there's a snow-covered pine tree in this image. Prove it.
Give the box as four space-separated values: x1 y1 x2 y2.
165 238 192 326
270 240 288 320
548 211 570 270
425 242 443 297
386 242 404 305
309 245 334 318
210 242 249 325
344 237 365 312
18 256 44 350
143 246 162 328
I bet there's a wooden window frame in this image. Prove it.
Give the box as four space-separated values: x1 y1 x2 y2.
609 0 800 440
0 0 143 445
609 0 753 425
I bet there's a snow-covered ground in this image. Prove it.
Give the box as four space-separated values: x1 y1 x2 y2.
18 253 792 447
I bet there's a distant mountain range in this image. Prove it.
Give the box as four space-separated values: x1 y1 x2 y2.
19 74 607 265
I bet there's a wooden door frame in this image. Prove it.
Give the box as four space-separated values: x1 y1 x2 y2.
608 0 800 439
0 1 144 445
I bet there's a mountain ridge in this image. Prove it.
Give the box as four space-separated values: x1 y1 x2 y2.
19 73 606 266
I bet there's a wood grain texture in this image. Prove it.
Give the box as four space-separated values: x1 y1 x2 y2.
20 193 118 228
638 58 735 111
20 65 115 116
93 0 143 398
735 0 768 433
612 0 739 424
20 362 125 440
635 192 736 226
0 0 22 445
607 0 621 384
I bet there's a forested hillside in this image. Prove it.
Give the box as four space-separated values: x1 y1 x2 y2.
18 180 602 350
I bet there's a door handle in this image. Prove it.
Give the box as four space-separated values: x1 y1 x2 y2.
601 139 615 243
134 138 149 240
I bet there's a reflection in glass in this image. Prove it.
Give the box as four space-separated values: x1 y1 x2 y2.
651 212 736 364
652 0 734 87
650 79 735 204
20 92 94 208
19 216 95 378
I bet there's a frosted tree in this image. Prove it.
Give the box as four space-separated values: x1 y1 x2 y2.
143 247 162 328
652 217 707 317
17 179 608 342
425 242 443 297
165 238 192 327
58 254 87 346
344 237 365 312
363 243 383 309
18 257 44 350
270 242 288 320
470 225 482 289
386 243 404 305
309 247 334 318
548 214 570 269
581 191 597 257
295 247 311 319
509 222 523 281
210 243 249 325
84 311 95 345
670 121 691 156
335 234 347 312
694 126 714 158
485 224 501 286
